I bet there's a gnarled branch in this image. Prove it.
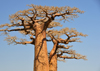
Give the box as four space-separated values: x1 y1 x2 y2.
57 45 73 49
57 49 87 60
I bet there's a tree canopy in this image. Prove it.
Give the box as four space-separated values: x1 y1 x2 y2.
0 4 87 71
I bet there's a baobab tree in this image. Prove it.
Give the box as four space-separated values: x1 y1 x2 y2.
0 4 87 71
47 28 87 71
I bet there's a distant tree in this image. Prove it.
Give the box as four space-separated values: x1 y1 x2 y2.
0 4 87 71
47 28 87 71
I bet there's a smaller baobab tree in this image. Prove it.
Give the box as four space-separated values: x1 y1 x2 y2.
46 27 87 71
0 4 86 71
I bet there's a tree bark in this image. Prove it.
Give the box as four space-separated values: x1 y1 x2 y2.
49 54 57 71
34 24 49 71
49 43 57 71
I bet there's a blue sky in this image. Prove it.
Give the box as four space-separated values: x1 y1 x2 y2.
0 0 100 71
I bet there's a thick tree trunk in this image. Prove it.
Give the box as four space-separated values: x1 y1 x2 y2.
49 54 57 71
49 43 57 71
34 25 49 71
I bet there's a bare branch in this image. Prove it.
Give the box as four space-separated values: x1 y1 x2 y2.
46 39 52 41
4 35 35 45
32 6 37 20
14 41 34 45
48 21 62 28
0 28 25 32
57 49 87 60
57 58 66 62
53 11 70 18
0 23 23 28
58 55 87 60
57 45 73 49
46 27 87 44
42 9 50 18
68 38 81 42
